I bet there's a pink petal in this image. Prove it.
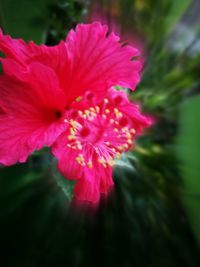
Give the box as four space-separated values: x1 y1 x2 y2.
64 22 141 101
0 63 67 165
0 29 69 90
106 88 153 133
0 61 66 113
0 29 29 65
74 164 113 203
0 115 35 165
52 133 83 180
74 174 100 203
99 166 114 195
0 115 65 166
52 133 114 203
1 23 141 103
51 87 151 203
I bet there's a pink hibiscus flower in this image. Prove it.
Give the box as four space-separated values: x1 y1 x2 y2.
0 22 151 203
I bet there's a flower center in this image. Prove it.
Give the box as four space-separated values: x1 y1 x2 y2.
65 98 136 169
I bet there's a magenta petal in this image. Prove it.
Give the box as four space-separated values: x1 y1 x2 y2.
1 23 141 103
73 165 113 203
64 22 141 100
52 133 83 180
99 166 114 195
52 88 151 204
0 29 29 65
74 176 100 203
0 24 152 205
0 115 65 166
0 29 68 74
107 88 153 133
53 133 114 203
0 63 67 165
0 115 34 165
0 62 66 113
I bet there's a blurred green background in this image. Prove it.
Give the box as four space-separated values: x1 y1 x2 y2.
0 0 200 266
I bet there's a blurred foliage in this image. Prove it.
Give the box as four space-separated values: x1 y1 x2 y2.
176 95 200 246
0 0 200 266
0 0 55 43
45 0 89 45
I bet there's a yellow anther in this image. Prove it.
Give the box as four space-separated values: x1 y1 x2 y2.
127 139 132 145
114 108 123 118
70 128 76 135
75 96 82 102
76 154 85 166
98 158 107 167
68 135 76 140
122 127 128 133
95 106 100 112
70 120 79 128
130 128 136 134
116 152 121 159
114 128 119 132
98 158 105 164
126 132 132 139
123 144 129 149
87 161 93 169
90 107 96 112
78 110 83 116
112 148 116 152
76 141 82 150
105 109 110 114
108 157 115 166
117 145 123 151
104 98 109 104
84 110 90 116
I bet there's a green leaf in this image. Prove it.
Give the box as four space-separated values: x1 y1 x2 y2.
176 95 200 246
165 0 191 34
51 158 75 201
0 0 55 43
